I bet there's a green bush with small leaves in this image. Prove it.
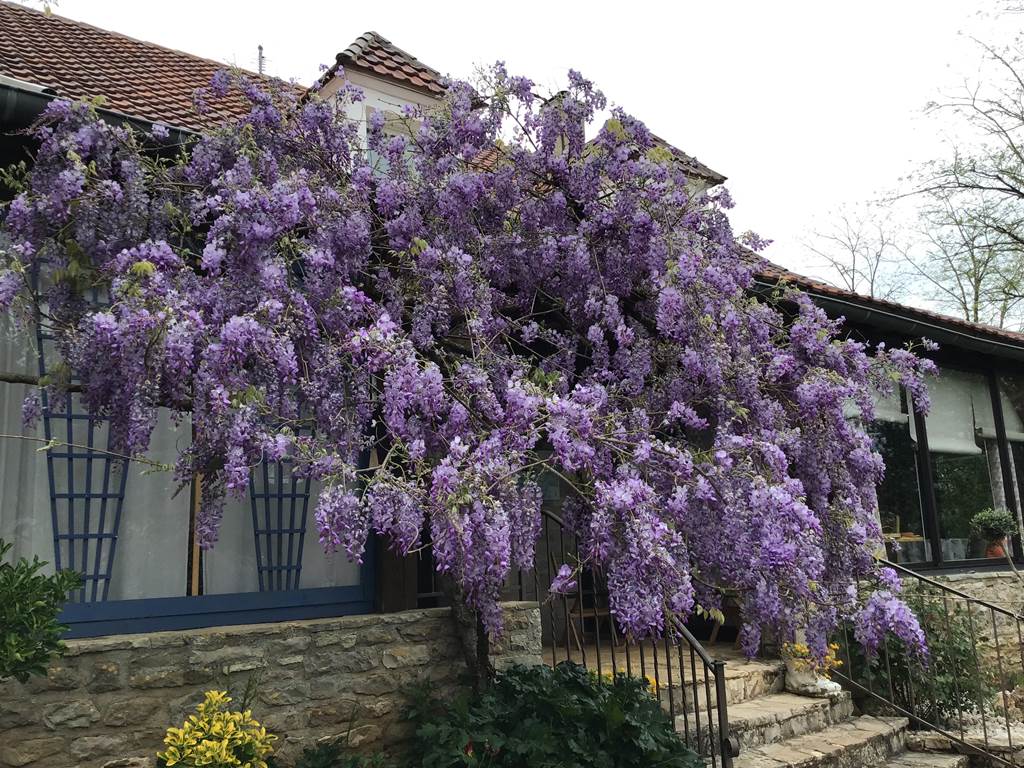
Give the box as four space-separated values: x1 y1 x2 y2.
405 662 703 768
0 539 81 682
970 507 1018 541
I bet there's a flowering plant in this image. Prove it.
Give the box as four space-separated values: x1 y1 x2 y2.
0 62 934 660
781 641 843 678
157 690 276 768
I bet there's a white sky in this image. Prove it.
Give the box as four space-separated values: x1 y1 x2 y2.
25 0 1012 280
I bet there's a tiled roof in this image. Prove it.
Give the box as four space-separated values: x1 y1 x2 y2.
650 132 726 185
756 256 1024 348
0 0 267 132
321 31 445 97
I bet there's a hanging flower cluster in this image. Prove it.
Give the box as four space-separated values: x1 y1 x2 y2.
0 65 935 655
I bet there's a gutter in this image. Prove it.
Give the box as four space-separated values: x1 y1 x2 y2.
0 75 197 143
752 278 1024 363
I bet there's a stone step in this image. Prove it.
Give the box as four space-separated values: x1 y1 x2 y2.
884 752 970 768
907 730 1024 764
684 691 855 751
732 715 908 768
651 657 785 713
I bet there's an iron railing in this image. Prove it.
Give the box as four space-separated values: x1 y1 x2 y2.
417 508 737 767
833 557 1024 767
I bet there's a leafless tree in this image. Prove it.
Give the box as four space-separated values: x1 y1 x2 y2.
906 193 1024 328
803 205 910 301
904 37 1024 328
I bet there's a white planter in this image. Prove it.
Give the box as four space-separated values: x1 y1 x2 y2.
784 659 842 698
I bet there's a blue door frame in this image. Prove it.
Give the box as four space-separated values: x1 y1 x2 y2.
59 544 377 638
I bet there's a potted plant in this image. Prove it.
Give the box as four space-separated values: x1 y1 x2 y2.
970 508 1018 558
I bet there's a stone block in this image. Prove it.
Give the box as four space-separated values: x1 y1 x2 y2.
361 625 400 645
259 677 311 707
319 722 382 748
44 664 81 690
268 635 310 657
0 736 66 767
42 699 100 729
398 620 441 642
128 666 185 689
0 699 38 730
305 647 378 675
350 671 400 696
311 630 358 649
382 644 431 669
70 735 124 760
101 696 163 727
189 644 266 675
307 702 359 728
88 661 122 692
101 758 155 768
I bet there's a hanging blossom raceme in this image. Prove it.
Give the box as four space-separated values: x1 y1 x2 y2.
0 64 935 655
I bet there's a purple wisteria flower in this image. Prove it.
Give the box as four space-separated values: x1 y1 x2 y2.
0 65 937 648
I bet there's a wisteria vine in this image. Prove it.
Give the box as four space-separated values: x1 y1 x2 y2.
0 65 935 657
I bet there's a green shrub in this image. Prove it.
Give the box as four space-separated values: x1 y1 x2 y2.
405 662 702 768
970 508 1018 541
844 589 998 724
0 539 81 682
297 742 386 768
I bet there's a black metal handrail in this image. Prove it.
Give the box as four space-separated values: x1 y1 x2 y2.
831 557 1024 767
417 507 737 767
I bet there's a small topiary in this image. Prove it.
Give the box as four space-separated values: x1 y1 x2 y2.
0 538 81 683
405 662 703 768
970 507 1018 542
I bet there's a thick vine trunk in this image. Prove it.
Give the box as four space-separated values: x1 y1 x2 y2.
445 580 494 693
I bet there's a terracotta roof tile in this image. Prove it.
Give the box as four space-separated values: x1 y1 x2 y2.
649 132 726 185
319 31 446 97
0 0 280 132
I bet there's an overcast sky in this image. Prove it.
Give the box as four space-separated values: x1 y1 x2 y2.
26 0 1011 280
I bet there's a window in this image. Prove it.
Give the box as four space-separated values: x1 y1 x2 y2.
869 390 928 564
996 375 1024 553
864 366 1024 569
0 326 374 638
925 370 1010 562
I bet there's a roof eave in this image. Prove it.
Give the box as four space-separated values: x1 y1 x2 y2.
752 275 1024 361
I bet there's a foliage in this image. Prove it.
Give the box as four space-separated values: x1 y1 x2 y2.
969 507 1018 541
301 745 381 768
844 589 998 725
405 662 703 768
0 63 937 654
0 538 80 683
157 690 276 768
273 739 386 768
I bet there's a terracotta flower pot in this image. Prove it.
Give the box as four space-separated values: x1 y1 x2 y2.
986 538 1007 559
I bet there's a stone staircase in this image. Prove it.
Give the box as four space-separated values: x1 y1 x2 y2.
670 653 970 768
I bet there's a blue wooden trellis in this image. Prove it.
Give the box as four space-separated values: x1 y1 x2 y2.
35 291 128 604
249 438 313 592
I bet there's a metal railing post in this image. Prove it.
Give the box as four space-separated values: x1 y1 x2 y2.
714 659 735 768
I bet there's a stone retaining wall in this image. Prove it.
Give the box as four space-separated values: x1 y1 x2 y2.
930 570 1023 616
928 571 1023 667
0 602 542 768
